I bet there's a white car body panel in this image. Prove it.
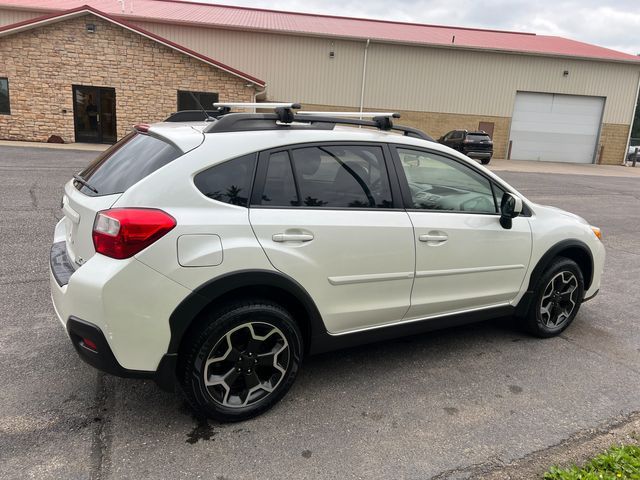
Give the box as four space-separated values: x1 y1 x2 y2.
406 213 532 319
50 121 606 375
250 208 415 333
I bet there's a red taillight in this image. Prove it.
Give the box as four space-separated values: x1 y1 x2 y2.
92 208 176 259
82 338 98 351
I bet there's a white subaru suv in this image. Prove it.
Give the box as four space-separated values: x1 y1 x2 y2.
50 104 604 422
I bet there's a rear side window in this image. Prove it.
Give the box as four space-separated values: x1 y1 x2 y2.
194 154 257 207
77 132 182 196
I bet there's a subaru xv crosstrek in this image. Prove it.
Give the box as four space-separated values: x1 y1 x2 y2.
50 104 604 422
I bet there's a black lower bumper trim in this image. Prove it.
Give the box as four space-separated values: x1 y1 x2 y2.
66 317 176 390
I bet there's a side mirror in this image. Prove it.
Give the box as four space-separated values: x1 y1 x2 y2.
500 192 523 229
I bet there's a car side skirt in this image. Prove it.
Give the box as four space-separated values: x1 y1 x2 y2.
308 305 515 355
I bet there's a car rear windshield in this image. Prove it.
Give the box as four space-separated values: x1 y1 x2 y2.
466 134 491 141
75 132 183 196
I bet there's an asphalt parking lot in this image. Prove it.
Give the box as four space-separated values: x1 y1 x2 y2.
1 146 639 480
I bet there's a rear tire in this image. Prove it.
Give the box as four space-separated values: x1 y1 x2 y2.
179 300 303 422
522 257 584 338
481 157 491 165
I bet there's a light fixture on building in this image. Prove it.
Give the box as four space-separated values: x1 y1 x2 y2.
329 41 335 59
86 23 96 33
563 70 569 77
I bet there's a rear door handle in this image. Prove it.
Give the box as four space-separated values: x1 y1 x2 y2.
419 233 448 243
272 233 314 243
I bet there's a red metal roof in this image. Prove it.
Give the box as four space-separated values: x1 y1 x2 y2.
0 0 639 63
0 4 265 85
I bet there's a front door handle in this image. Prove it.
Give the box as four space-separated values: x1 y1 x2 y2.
419 233 448 243
272 233 314 243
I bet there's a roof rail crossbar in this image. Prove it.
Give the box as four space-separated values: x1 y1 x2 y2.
213 102 301 122
202 113 433 141
297 112 400 118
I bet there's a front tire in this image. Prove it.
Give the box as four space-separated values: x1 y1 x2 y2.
179 301 303 422
522 257 584 338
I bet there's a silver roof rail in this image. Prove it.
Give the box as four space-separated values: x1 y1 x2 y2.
298 112 400 118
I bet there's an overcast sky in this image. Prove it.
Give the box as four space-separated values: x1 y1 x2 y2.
204 0 640 55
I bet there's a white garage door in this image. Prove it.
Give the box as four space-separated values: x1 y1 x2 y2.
510 92 604 163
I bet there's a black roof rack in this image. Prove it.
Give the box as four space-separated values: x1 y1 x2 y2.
165 110 222 122
196 103 433 141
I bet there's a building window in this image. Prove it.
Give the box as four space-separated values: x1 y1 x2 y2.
0 78 9 114
177 90 219 111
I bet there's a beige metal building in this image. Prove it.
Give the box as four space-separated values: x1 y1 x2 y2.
0 0 639 165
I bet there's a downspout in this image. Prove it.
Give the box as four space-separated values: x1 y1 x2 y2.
251 84 267 113
622 70 640 165
359 38 370 119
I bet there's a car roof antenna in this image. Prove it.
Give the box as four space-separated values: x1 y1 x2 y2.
188 91 215 122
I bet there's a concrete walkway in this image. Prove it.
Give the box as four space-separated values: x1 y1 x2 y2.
488 157 640 178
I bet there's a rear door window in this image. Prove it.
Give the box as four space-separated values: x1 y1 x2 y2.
76 132 182 196
290 145 393 208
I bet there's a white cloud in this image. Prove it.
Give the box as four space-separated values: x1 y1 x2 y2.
199 0 640 55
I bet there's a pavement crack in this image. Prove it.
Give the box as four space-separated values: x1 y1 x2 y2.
29 182 38 209
90 373 114 480
558 334 640 376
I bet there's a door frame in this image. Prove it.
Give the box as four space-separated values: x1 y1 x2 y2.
72 85 117 144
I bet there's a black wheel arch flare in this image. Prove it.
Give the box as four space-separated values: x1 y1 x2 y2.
166 269 325 357
515 239 594 316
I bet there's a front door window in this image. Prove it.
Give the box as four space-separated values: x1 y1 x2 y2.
73 86 117 143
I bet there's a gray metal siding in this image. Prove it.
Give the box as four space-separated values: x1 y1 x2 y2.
0 8 42 27
133 21 366 107
133 21 640 125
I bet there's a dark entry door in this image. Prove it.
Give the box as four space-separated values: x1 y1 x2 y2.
73 85 117 143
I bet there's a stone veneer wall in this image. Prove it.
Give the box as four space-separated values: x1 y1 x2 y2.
0 14 254 142
598 124 632 165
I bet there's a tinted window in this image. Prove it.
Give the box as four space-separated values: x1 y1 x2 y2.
291 145 392 208
467 134 491 141
178 90 219 111
194 154 257 207
77 132 182 196
262 151 298 206
397 148 497 214
450 131 464 140
0 78 9 114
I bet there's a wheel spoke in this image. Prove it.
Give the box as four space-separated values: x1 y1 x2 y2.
245 371 261 389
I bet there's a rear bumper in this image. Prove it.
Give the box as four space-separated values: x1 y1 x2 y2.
67 316 152 378
49 235 191 382
66 316 177 389
465 150 492 159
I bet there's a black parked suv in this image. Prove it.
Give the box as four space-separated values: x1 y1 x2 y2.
438 130 493 164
